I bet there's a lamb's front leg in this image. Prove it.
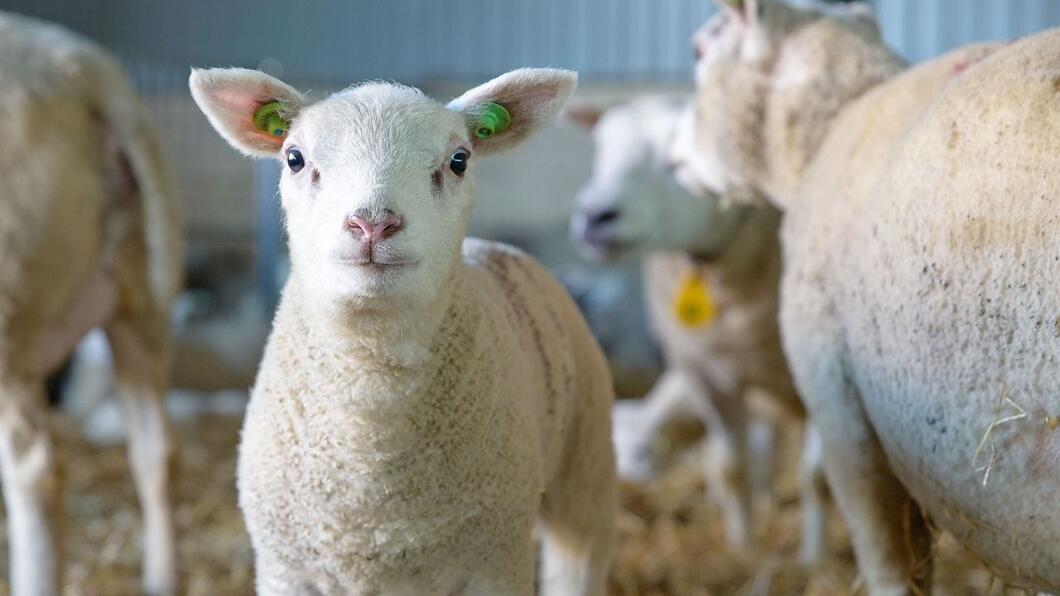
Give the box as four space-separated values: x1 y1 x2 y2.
612 367 707 481
699 383 754 547
0 381 60 596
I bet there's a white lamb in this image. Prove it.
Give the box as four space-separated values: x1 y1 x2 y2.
190 67 616 595
679 0 1060 592
568 96 827 560
0 11 182 596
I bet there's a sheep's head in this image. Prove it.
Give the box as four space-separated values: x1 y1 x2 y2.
567 97 747 262
675 0 893 204
190 68 576 308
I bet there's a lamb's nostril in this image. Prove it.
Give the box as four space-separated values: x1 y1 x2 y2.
376 215 404 240
344 215 374 239
344 214 405 242
589 209 621 227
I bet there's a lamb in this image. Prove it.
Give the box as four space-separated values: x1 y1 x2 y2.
0 11 182 596
677 0 1060 592
189 67 616 595
568 96 828 560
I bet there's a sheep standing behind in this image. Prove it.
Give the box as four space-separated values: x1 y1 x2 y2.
0 11 182 596
190 67 616 595
568 97 827 561
680 0 1060 592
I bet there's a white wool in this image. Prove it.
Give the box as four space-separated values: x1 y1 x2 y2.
687 0 1060 592
191 67 615 594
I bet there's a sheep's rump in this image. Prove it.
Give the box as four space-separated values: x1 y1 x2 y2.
0 12 181 356
795 29 1060 590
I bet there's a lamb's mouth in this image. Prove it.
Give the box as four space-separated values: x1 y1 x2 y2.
579 236 637 262
330 257 420 270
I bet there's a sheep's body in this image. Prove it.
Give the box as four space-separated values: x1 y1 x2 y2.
784 36 1060 591
0 11 181 596
636 225 821 549
571 96 825 556
240 239 615 594
683 1 1060 591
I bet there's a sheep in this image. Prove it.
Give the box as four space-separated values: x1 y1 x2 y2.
0 11 182 596
677 0 1060 592
568 96 828 560
189 66 617 595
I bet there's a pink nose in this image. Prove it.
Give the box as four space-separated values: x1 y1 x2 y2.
344 213 405 243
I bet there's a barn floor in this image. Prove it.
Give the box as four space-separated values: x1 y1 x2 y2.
0 411 1026 595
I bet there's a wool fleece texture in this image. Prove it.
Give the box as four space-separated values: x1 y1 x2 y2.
683 0 1060 592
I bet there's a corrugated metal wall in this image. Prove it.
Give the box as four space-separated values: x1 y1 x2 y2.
5 1 1059 85
874 0 1060 64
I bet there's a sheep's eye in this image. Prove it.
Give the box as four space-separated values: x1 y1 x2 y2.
286 148 305 173
449 149 470 176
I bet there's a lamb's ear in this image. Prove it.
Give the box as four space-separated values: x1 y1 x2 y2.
447 68 577 155
189 67 304 158
564 101 608 130
715 0 761 25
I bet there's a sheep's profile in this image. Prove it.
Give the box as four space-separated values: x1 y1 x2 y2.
190 67 616 595
569 96 828 561
679 0 1060 592
0 12 182 596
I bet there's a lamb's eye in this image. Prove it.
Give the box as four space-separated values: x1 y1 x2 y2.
285 148 305 173
449 149 470 176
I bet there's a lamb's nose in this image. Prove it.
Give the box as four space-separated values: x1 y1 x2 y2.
345 214 405 242
587 208 621 228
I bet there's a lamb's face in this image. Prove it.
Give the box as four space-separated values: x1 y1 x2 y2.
279 86 473 305
190 67 577 309
569 99 736 262
678 0 879 198
675 0 777 197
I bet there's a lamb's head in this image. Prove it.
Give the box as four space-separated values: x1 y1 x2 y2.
190 68 576 308
568 97 746 262
675 0 897 205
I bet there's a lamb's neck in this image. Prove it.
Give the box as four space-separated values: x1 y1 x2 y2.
293 270 462 372
700 203 782 291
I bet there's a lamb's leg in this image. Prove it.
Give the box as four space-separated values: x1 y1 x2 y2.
798 424 830 565
612 367 706 481
538 391 616 596
699 386 754 547
747 413 777 512
0 381 60 596
105 318 177 596
785 336 931 594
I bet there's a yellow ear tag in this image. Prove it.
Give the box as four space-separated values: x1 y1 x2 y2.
674 274 716 328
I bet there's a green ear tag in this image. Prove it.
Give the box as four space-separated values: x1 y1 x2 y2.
473 102 511 139
253 101 288 137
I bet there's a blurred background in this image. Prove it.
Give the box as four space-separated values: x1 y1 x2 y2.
2 1 1060 593
4 0 1060 403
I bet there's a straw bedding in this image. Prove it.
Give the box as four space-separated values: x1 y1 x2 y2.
0 408 1020 595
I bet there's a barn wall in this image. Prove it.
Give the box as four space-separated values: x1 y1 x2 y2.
3 0 1057 248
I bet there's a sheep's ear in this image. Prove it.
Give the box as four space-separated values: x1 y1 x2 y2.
715 0 761 25
564 101 608 130
447 68 577 155
189 67 304 158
